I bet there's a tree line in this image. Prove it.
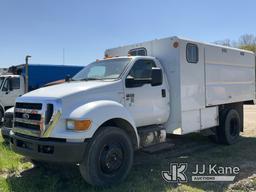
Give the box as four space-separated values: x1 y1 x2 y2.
214 34 256 52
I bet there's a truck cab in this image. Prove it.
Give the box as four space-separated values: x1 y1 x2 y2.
0 75 25 119
10 56 169 186
11 56 169 138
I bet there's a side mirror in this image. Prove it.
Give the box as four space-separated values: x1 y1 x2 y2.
125 76 151 88
151 68 163 86
125 76 134 88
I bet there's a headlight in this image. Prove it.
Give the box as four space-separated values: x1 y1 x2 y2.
66 119 92 131
66 120 75 130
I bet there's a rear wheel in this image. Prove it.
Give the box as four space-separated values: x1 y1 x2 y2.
79 126 134 186
217 108 241 145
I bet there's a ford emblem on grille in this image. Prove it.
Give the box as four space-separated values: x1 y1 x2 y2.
22 113 30 119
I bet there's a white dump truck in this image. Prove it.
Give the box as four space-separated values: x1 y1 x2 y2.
9 36 255 186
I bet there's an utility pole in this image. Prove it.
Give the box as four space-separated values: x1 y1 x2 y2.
25 55 31 93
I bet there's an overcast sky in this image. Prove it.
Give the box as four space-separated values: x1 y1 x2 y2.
0 0 255 67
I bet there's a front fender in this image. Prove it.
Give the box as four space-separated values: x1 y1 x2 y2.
61 100 139 144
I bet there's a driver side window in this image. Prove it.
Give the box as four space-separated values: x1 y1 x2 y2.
2 79 9 92
128 59 156 79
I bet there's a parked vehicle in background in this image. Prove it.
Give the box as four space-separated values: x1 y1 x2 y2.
0 64 83 118
9 36 256 186
0 64 83 141
0 68 8 74
1 107 14 142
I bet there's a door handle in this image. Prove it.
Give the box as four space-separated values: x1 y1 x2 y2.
162 89 166 98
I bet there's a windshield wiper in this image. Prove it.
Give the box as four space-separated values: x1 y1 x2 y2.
80 77 103 81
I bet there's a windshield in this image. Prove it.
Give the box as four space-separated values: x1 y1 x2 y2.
0 77 5 88
72 58 131 81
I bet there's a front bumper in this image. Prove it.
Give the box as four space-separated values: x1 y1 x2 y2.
10 132 87 163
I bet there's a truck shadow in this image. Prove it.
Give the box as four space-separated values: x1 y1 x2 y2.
4 134 256 192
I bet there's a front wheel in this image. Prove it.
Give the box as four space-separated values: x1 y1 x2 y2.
79 126 134 187
0 108 4 123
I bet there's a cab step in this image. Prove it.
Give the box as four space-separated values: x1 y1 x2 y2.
142 140 175 153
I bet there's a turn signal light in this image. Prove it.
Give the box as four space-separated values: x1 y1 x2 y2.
67 119 92 131
74 120 92 131
173 41 179 48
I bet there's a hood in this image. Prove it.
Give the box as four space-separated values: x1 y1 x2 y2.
22 80 118 99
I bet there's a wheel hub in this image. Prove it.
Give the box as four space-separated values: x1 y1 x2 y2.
100 143 124 174
230 117 239 137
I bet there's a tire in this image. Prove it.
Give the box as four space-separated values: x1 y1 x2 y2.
0 108 4 123
79 126 134 187
217 109 241 145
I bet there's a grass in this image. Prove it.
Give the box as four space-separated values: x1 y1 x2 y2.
1 134 256 192
0 136 32 175
0 106 256 192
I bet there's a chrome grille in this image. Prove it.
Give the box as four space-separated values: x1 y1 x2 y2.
13 100 61 137
15 112 41 121
13 100 62 137
16 102 42 110
15 121 40 130
14 102 43 134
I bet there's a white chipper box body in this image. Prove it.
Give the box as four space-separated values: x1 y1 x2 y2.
105 36 255 134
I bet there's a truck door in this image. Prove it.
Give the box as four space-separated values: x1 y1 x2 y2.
124 59 169 127
0 77 22 108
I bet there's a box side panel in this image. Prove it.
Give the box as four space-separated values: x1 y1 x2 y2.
200 106 219 129
179 40 206 111
179 40 206 133
150 39 182 133
205 46 255 106
181 110 201 134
